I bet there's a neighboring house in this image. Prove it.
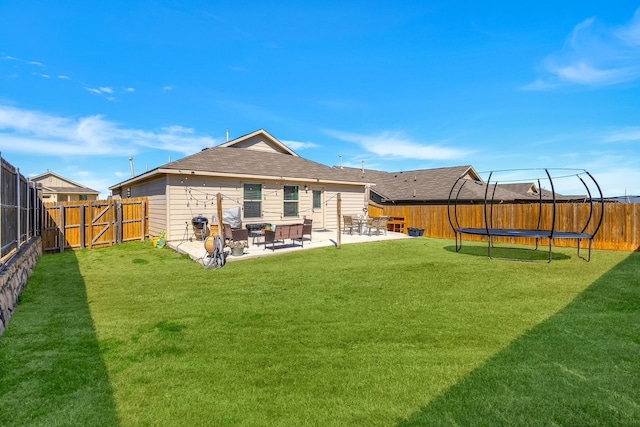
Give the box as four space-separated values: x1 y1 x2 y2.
332 165 484 205
109 129 371 241
31 171 100 203
334 165 582 205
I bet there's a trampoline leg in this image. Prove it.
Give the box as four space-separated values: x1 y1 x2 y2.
547 239 553 263
455 233 462 252
488 236 493 259
577 238 581 259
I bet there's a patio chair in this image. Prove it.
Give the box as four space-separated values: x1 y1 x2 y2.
343 215 355 235
223 223 249 245
367 217 379 236
303 218 312 241
376 216 388 235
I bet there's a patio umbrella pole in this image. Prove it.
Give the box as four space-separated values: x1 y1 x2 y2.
337 193 341 248
216 193 223 238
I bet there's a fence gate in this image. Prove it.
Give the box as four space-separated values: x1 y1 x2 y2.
42 198 147 252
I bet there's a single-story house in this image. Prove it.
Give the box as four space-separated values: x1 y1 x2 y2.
110 129 586 241
31 171 100 203
109 129 371 242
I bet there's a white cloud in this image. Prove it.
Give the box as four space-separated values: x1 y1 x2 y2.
615 8 640 45
58 75 71 80
125 87 135 92
99 87 114 94
0 105 219 156
524 9 640 89
163 86 174 92
549 61 635 85
325 129 470 161
162 125 194 134
280 139 319 150
602 127 640 143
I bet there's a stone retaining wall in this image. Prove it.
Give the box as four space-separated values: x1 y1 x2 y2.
0 238 42 336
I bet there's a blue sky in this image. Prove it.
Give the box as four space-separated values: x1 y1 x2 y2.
1 1 639 198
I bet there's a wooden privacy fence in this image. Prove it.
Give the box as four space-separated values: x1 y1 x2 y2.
43 197 148 252
369 202 640 252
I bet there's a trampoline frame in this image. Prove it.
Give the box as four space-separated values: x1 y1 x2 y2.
447 168 604 262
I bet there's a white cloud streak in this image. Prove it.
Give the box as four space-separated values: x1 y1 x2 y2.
280 139 318 151
0 105 218 156
325 129 470 160
602 127 640 143
524 8 640 89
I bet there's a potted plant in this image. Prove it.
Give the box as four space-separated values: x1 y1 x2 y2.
227 240 248 256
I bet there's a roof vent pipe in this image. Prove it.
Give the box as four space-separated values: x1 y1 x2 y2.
361 160 365 174
226 129 230 142
129 157 135 178
339 155 343 169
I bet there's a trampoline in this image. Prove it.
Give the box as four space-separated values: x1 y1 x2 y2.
447 168 604 262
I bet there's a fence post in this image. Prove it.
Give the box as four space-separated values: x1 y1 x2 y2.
110 199 116 245
336 193 341 248
0 152 3 254
87 200 93 249
58 205 65 253
141 199 146 241
26 178 30 241
116 200 122 244
80 204 86 249
16 167 20 249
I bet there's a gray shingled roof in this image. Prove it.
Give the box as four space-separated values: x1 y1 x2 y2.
163 146 369 184
329 165 565 203
43 186 100 194
330 165 486 202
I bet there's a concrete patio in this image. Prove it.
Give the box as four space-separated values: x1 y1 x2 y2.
167 228 412 266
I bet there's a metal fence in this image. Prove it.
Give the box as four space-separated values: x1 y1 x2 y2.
1 153 42 263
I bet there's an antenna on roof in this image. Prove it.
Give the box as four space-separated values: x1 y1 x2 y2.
226 128 230 142
129 157 135 178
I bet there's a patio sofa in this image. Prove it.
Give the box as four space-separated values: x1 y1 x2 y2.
264 224 304 251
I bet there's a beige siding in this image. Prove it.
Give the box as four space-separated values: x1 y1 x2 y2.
228 134 290 154
162 174 366 240
322 185 367 230
33 175 74 188
130 176 167 238
41 192 97 202
166 175 242 241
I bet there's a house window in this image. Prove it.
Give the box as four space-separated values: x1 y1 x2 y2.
243 183 262 218
283 185 299 217
313 190 322 210
79 194 88 201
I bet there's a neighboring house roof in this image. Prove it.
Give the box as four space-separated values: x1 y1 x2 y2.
331 165 488 203
331 165 582 204
110 129 369 190
43 186 99 194
31 171 99 195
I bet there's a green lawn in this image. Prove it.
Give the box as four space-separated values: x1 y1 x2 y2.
1 239 638 426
